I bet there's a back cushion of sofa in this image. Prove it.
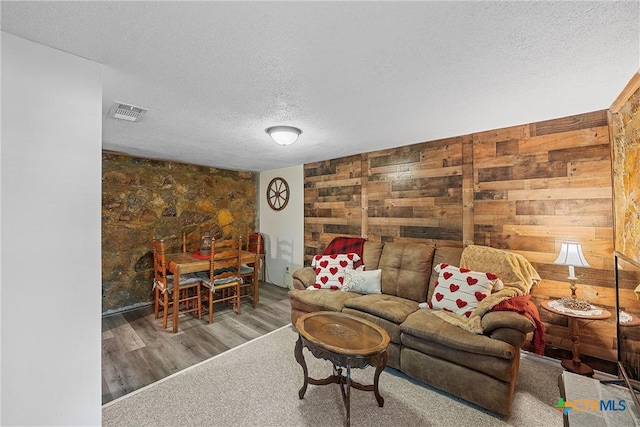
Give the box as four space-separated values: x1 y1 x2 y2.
362 241 384 270
378 242 435 302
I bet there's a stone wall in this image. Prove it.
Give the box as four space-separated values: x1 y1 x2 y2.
611 74 640 379
612 79 640 265
102 153 257 313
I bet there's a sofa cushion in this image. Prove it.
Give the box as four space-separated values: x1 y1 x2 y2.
378 242 435 302
362 241 384 270
288 288 362 312
428 263 500 317
341 268 382 294
311 253 361 289
343 294 420 324
341 308 404 344
400 309 516 359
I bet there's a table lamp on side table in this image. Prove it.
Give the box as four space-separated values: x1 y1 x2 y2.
554 242 591 310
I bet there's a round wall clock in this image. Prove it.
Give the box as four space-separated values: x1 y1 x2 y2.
266 177 290 211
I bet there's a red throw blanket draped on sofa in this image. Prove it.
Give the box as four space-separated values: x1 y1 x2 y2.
490 294 545 355
323 237 366 269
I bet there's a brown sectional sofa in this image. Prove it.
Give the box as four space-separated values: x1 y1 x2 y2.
289 240 538 416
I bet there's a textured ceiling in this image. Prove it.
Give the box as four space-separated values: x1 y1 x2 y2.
2 1 639 172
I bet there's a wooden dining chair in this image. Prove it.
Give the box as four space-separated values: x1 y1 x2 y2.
201 237 242 323
152 237 202 331
246 232 265 284
237 233 263 309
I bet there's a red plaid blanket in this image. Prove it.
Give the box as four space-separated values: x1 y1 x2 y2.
490 294 545 355
323 237 366 269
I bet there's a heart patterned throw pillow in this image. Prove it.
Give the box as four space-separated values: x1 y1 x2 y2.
428 263 502 317
310 253 362 290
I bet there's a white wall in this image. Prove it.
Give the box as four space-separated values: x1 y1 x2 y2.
259 165 304 288
1 33 102 426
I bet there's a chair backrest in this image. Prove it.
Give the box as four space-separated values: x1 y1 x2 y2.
246 232 264 254
209 237 242 284
153 238 170 292
182 232 201 253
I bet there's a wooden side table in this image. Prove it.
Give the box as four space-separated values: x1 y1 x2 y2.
541 300 611 376
620 314 640 327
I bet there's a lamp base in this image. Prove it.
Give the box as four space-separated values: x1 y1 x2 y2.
559 296 592 311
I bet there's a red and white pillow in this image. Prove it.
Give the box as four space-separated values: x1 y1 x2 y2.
428 263 502 318
310 253 362 290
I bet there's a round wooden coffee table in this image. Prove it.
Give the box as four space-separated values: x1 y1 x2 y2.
294 311 390 427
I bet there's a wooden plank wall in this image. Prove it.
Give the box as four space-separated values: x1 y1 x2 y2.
304 155 363 261
367 137 466 246
303 137 468 263
472 111 617 365
304 109 620 368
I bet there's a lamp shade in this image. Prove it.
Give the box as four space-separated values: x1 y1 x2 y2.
266 126 301 146
554 242 590 267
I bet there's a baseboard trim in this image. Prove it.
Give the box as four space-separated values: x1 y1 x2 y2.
521 350 619 380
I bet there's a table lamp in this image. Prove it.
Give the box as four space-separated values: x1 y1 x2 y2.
554 242 590 309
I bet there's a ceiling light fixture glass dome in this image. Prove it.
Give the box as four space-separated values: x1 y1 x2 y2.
266 126 302 146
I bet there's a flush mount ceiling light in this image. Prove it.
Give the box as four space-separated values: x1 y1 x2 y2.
266 126 302 146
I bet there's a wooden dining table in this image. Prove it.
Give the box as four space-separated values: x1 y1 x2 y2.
164 250 260 333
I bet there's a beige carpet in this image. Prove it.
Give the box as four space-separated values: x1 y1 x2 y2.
102 324 563 426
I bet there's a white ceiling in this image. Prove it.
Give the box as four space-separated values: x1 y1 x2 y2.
2 1 639 172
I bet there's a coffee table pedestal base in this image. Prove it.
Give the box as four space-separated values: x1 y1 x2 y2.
295 336 386 427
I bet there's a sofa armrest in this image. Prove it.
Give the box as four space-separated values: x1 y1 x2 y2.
292 267 316 290
482 311 535 335
481 312 535 348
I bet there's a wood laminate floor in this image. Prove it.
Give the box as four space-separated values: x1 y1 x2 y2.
102 283 292 404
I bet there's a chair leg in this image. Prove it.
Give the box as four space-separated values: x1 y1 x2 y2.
252 277 258 309
162 291 169 329
236 284 241 316
171 290 179 333
197 283 202 320
208 288 214 324
154 287 160 319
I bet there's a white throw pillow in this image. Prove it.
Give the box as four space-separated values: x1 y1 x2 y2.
428 263 502 318
341 268 382 294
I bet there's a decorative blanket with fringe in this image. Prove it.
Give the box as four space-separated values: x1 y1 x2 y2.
432 245 541 334
324 237 366 269
491 294 545 355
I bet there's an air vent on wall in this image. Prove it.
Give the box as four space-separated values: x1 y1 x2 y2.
107 101 147 122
